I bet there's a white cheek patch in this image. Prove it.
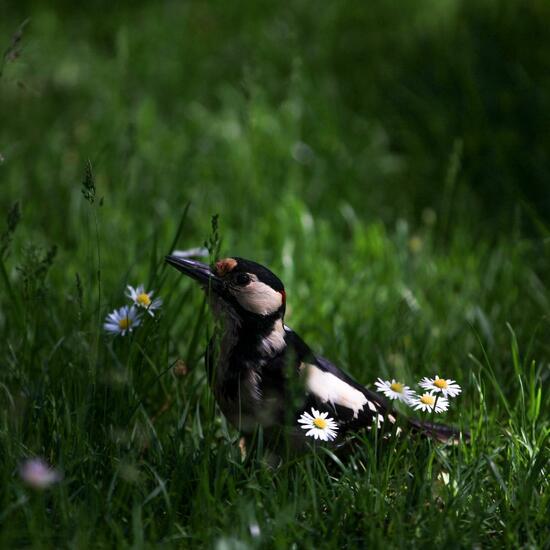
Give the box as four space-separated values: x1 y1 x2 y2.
234 280 283 316
304 364 371 418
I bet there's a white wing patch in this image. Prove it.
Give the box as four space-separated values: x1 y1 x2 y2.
304 364 375 418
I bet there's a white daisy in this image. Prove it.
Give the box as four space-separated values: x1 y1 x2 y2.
419 375 461 398
126 285 162 316
374 378 415 403
104 305 141 336
19 458 62 489
410 392 449 413
298 408 339 442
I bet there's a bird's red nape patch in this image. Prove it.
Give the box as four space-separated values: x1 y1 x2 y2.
280 290 286 305
215 258 238 276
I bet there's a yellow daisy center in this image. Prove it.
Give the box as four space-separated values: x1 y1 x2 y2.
390 382 404 393
118 317 131 330
313 417 327 429
434 378 448 389
420 394 435 406
137 292 151 307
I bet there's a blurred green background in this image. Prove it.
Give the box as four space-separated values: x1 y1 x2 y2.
2 0 550 238
0 1 549 547
1 0 549 365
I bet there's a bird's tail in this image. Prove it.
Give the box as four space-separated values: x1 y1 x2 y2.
407 418 470 444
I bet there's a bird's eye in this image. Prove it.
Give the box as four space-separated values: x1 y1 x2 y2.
234 273 251 286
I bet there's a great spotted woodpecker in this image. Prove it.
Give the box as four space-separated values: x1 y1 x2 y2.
166 255 464 450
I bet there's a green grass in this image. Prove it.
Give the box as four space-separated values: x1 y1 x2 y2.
0 1 549 547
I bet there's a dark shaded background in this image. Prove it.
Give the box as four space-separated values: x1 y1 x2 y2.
1 0 550 236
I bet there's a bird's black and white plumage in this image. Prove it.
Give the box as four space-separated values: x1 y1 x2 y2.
166 255 464 451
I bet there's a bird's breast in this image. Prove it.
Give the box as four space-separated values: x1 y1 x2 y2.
209 316 288 433
214 362 274 433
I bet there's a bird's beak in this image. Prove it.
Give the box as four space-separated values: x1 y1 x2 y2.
165 255 224 294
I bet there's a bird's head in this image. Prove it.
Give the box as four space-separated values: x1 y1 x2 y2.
165 255 286 323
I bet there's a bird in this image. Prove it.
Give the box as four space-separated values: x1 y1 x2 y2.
165 254 466 453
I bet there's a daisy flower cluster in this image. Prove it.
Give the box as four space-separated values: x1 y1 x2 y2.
104 284 162 336
295 374 462 444
374 374 462 414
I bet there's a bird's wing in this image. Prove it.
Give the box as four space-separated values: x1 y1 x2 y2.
300 355 392 430
281 326 397 434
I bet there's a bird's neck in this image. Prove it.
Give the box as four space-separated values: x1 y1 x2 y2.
221 312 287 364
